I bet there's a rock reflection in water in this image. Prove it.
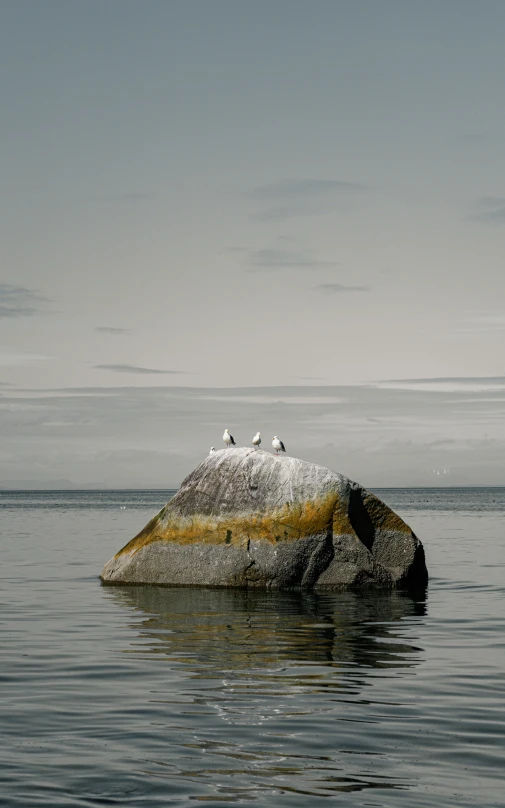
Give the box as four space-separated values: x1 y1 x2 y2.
107 586 425 673
103 587 427 799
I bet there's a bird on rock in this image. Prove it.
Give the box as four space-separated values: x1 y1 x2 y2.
252 431 261 449
209 447 216 455
223 428 236 448
272 436 286 455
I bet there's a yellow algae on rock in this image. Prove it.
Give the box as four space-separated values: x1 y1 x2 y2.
116 491 339 558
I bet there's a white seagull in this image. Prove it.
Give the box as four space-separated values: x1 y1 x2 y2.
272 436 286 455
252 431 261 449
223 428 236 448
209 447 216 455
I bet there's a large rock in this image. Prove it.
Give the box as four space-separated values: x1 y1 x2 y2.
100 448 427 590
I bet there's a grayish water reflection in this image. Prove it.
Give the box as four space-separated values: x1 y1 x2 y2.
1 489 505 806
101 586 426 800
109 584 425 679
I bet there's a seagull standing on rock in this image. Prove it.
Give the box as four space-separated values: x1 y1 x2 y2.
223 428 236 448
252 431 261 449
209 447 216 455
272 436 286 455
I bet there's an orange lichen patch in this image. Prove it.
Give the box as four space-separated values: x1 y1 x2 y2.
361 492 412 534
115 493 339 558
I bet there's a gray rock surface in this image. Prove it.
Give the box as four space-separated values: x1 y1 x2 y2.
101 448 427 590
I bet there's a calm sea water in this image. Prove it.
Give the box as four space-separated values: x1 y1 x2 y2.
1 488 504 807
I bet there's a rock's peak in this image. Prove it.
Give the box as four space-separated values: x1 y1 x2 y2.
176 446 347 517
201 445 345 479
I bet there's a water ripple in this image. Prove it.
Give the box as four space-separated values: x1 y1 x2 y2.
1 491 505 806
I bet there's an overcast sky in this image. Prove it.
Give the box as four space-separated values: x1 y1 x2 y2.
1 1 504 487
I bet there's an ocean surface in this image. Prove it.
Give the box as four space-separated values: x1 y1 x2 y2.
1 488 504 807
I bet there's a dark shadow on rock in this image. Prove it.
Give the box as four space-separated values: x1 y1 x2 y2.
348 487 376 550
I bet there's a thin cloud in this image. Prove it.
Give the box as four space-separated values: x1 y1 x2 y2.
100 192 155 202
248 248 337 271
248 178 369 221
451 313 505 336
315 283 369 293
3 382 505 486
0 283 50 318
448 131 505 147
249 178 367 200
95 327 130 335
469 197 505 223
372 376 505 394
94 364 185 375
0 350 51 367
475 196 505 208
119 192 154 201
381 376 505 385
471 208 505 223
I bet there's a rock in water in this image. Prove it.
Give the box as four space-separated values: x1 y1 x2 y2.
100 448 427 590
